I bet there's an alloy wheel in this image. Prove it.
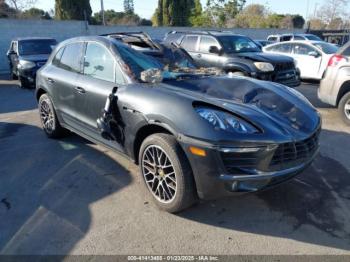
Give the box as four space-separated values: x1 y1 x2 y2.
40 100 55 133
345 99 350 120
142 145 177 203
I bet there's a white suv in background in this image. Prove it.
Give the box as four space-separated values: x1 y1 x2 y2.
319 43 350 126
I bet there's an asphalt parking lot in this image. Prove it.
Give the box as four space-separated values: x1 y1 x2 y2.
1 75 350 255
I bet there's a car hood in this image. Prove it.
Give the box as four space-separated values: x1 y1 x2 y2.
232 52 294 63
18 54 50 62
159 76 320 141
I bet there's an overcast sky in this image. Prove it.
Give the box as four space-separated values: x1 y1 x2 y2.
35 0 322 19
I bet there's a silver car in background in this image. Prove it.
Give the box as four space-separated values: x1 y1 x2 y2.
319 43 350 126
264 41 339 80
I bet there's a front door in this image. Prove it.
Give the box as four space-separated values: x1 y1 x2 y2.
75 42 127 152
292 43 322 79
196 36 222 67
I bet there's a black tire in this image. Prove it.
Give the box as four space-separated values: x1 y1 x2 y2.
339 92 350 126
230 71 246 77
10 68 18 80
38 94 66 138
139 133 197 213
19 76 30 89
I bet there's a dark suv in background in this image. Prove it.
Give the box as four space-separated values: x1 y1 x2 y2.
164 31 300 87
7 37 57 88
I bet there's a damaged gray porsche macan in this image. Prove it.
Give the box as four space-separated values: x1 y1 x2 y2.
36 36 321 212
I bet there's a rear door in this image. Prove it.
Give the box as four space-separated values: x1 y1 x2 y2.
197 36 222 67
45 42 85 127
291 43 322 79
180 35 200 63
74 41 126 151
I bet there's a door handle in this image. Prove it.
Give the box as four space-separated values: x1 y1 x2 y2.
75 86 86 94
47 78 55 84
196 54 202 58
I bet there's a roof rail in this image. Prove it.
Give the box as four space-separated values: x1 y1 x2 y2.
166 30 236 36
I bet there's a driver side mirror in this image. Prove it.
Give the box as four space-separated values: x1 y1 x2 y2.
209 46 221 55
308 51 320 58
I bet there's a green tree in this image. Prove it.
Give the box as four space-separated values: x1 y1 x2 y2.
91 9 141 25
189 0 205 26
55 0 92 21
205 0 246 27
291 15 305 29
234 4 267 28
22 7 51 19
0 0 17 17
153 0 195 26
123 0 134 14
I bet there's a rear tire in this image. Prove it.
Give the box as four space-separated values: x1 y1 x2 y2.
139 133 197 213
38 94 66 138
339 92 350 126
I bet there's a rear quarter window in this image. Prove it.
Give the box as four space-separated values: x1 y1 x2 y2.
165 33 183 45
181 36 199 52
266 43 291 53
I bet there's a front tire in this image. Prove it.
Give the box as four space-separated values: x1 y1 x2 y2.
139 133 197 213
38 94 66 138
339 92 350 126
10 67 18 80
19 76 30 89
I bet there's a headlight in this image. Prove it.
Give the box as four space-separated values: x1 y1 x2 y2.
254 62 274 72
18 60 36 70
196 107 258 134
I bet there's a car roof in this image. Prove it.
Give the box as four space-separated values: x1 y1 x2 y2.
167 30 246 37
268 40 325 45
14 37 56 41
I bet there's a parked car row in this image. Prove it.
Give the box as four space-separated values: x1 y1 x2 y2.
6 30 348 211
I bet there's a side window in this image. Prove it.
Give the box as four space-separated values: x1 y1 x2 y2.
181 36 199 52
293 36 305 40
52 47 64 67
342 46 350 56
281 35 292 42
84 42 115 83
59 43 84 73
165 33 183 45
267 44 291 53
199 36 220 53
293 44 316 55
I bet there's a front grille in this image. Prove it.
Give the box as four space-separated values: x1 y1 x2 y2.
270 129 320 169
220 129 320 175
221 150 264 175
274 62 295 72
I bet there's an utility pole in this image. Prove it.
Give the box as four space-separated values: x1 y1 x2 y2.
100 0 106 26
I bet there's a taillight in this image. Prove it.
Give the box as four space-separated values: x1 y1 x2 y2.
328 55 347 67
